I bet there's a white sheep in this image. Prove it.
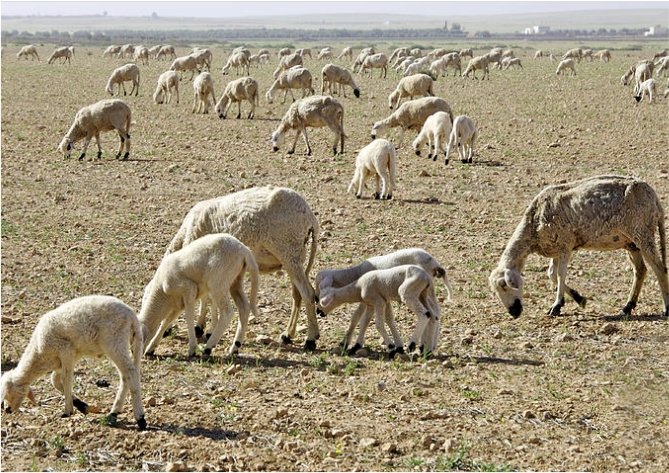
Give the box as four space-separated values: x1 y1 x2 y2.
562 48 583 63
319 265 442 357
221 51 250 76
534 50 544 60
429 52 461 77
321 63 360 98
412 111 453 164
156 45 177 61
448 115 477 164
347 138 396 200
277 47 291 59
656 56 669 77
266 66 314 104
118 44 135 59
58 98 132 161
170 55 200 81
594 49 611 62
484 49 503 69
317 47 334 61
140 233 260 359
47 46 72 65
295 48 312 59
0 295 146 430
133 45 149 65
388 73 434 110
351 49 372 73
634 61 653 87
102 45 120 58
148 44 162 58
556 58 576 76
337 46 353 61
215 76 259 119
634 78 658 103
191 48 213 71
153 70 180 105
389 47 410 64
271 95 345 156
16 44 39 61
273 52 303 78
359 53 389 78
164 186 321 350
371 96 453 149
192 72 216 114
462 55 490 80
459 48 474 59
105 63 141 96
502 57 523 70
489 175 669 319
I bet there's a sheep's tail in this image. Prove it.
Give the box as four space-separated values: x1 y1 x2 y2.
130 316 144 373
245 251 261 319
305 219 319 278
388 149 397 192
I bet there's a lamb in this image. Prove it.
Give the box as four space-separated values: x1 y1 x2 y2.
192 72 216 114
0 295 146 430
347 138 396 200
105 63 140 96
489 175 669 319
273 52 303 78
429 52 461 77
319 265 442 357
156 45 177 61
634 78 658 103
321 63 360 98
140 233 260 359
337 46 353 61
412 111 453 164
502 57 523 70
462 55 490 80
459 48 474 59
47 46 72 65
119 44 135 59
634 62 653 86
221 51 250 76
556 58 576 76
102 45 121 58
58 98 132 161
215 76 259 119
593 49 611 62
148 44 162 58
448 115 477 164
359 53 389 78
164 186 321 350
266 67 314 104
317 47 333 61
133 45 150 65
295 48 312 59
191 48 213 71
271 95 345 156
170 55 200 81
388 73 434 109
371 96 453 149
562 48 583 63
655 56 669 76
16 44 39 61
153 70 180 105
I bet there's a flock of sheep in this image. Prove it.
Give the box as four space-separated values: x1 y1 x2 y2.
3 42 669 432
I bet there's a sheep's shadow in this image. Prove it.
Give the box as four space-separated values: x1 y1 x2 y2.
599 312 667 322
464 159 507 167
154 423 240 440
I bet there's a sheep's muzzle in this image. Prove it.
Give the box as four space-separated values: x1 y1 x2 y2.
272 146 280 152
508 299 522 318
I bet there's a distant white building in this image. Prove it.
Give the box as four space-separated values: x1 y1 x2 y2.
523 25 550 35
644 25 668 36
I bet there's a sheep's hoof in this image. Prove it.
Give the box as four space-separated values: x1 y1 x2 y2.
547 303 563 317
73 398 89 414
202 348 212 361
373 192 381 200
620 301 636 316
355 194 361 199
432 155 437 162
407 342 417 353
569 289 587 308
280 334 292 345
61 412 72 418
272 146 279 152
97 151 102 159
415 150 421 156
304 339 317 351
317 307 327 317
444 159 449 165
347 343 362 356
122 153 130 161
162 327 177 338
218 114 225 119
286 150 294 155
105 413 118 426
386 194 392 200
78 153 86 161
137 416 147 431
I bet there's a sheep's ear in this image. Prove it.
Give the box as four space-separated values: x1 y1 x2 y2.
27 388 37 405
320 293 333 308
504 269 523 290
318 276 333 292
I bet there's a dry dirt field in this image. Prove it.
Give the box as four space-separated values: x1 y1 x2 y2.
1 41 669 472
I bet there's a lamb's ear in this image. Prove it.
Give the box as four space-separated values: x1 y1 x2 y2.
504 269 523 290
318 275 333 292
320 293 333 308
28 388 37 405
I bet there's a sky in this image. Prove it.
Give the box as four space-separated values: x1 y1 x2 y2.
0 1 665 18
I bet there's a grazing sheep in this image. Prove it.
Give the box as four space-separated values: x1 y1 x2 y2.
459 48 474 59
295 48 312 59
484 49 503 69
140 234 260 359
412 111 453 164
266 67 314 104
153 70 180 105
273 52 303 78
58 99 132 161
428 48 448 60
429 52 461 77
119 44 135 59
106 63 141 96
16 44 39 61
319 265 442 357
371 96 453 149
133 45 149 65
556 58 576 76
581 49 594 61
348 138 396 200
0 295 146 430
271 95 345 156
562 48 583 63
489 175 669 319
448 115 477 164
148 44 162 58
593 49 611 62
317 47 334 61
351 50 372 73
321 63 360 98
389 47 410 63
462 55 490 80
215 76 259 119
655 56 669 76
337 46 353 61
192 72 216 114
164 186 321 350
156 45 177 61
502 57 523 70
277 47 291 59
388 73 434 109
47 46 72 65
634 78 658 103
170 55 200 81
102 45 121 58
652 50 668 60
534 50 544 60
191 48 213 71
634 62 653 87
359 53 389 78
221 50 250 76
621 66 636 86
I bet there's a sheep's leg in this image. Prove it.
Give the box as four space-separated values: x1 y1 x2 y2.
182 290 200 358
236 101 243 119
55 354 76 417
547 259 586 308
342 303 368 354
202 293 235 360
395 128 406 149
373 301 397 355
106 345 146 430
383 303 405 355
51 370 88 415
376 166 391 200
637 239 669 317
229 278 251 354
548 251 570 316
282 264 319 350
300 128 312 155
620 246 648 316
195 296 210 341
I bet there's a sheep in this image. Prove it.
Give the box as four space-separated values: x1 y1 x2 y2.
277 47 291 59
484 49 503 69
318 47 334 60
556 58 576 76
191 48 213 71
47 46 72 65
462 55 490 80
140 233 260 359
271 95 345 156
102 45 121 58
351 50 371 73
412 111 453 164
652 50 668 60
347 138 396 200
16 44 39 61
133 45 150 65
593 49 611 62
119 44 135 59
562 48 583 63
273 52 303 78
295 48 312 59
621 66 636 86
106 63 140 96
403 61 426 77
337 46 353 61
266 67 314 104
448 115 477 164
0 295 146 430
148 44 162 58
389 47 410 64
634 78 658 103
489 175 669 319
221 50 250 76
387 73 434 110
634 62 653 87
319 265 442 357
581 48 594 61
258 53 271 65
359 53 389 78
502 57 523 70
656 56 669 76
156 45 177 61
153 70 180 105
192 72 216 114
459 48 474 59
215 76 259 119
321 63 360 98
164 186 321 350
371 96 453 149
58 99 132 161
170 55 200 81
429 52 461 77
534 50 544 60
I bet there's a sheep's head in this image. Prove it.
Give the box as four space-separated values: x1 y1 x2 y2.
371 121 386 140
153 89 164 105
270 130 284 151
411 136 422 156
489 266 523 318
58 136 74 158
387 91 398 109
1 372 36 414
215 98 228 119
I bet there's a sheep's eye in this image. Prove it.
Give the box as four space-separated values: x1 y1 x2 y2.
499 280 507 289
66 143 72 151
